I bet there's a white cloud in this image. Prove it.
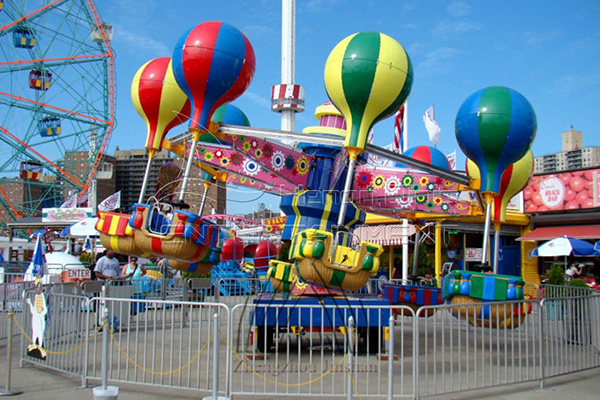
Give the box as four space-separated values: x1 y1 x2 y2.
115 28 172 58
447 1 471 17
433 20 483 37
520 30 561 46
418 47 461 70
243 91 272 109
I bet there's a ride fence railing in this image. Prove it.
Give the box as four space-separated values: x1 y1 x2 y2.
8 282 600 400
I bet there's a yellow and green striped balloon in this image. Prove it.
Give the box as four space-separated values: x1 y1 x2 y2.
324 32 413 157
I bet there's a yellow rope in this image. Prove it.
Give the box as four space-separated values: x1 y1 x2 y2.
10 312 102 355
109 328 213 376
221 332 348 387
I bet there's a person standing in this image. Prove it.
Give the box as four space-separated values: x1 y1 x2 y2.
93 249 121 280
121 256 147 317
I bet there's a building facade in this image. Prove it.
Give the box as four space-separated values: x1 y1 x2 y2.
534 128 600 174
114 148 226 215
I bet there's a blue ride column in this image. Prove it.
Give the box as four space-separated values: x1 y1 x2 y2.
280 102 366 241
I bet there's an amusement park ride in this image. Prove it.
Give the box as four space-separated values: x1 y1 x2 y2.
2 2 538 347
95 18 537 347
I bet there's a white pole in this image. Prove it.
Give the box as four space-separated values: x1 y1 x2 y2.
281 0 295 132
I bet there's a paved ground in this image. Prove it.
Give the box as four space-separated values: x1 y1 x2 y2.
2 355 598 400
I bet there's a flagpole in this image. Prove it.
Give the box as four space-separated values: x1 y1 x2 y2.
401 102 410 282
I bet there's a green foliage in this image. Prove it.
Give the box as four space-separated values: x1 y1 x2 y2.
79 252 93 266
415 244 431 277
547 263 565 286
567 278 589 288
277 241 291 263
182 271 211 279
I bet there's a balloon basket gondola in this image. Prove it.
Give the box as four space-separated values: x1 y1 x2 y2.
96 211 150 257
130 203 219 263
267 260 296 292
290 228 383 292
442 270 530 329
381 282 442 318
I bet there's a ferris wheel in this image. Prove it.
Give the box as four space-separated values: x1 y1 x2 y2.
0 0 115 222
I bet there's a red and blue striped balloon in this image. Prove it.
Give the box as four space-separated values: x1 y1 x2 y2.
455 86 536 195
396 145 450 170
172 21 255 131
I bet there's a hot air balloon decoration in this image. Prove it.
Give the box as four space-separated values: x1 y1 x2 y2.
455 86 536 264
131 57 190 203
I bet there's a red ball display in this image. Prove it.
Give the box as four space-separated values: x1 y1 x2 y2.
221 237 244 261
253 240 278 270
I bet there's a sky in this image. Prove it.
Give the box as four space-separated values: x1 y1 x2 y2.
97 0 600 215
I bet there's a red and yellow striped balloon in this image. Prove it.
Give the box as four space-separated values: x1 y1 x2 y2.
466 150 534 222
131 57 190 155
324 32 413 158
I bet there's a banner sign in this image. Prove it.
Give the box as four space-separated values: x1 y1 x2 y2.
264 216 286 232
523 168 600 212
42 208 93 222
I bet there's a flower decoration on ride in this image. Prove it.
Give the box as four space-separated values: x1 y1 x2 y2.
204 152 214 162
401 174 413 188
271 151 285 171
243 159 260 176
356 171 372 188
231 153 243 165
242 141 251 152
416 195 427 204
441 203 450 212
254 148 263 159
426 201 435 209
434 196 443 206
396 196 413 208
214 149 224 158
296 156 310 175
262 144 273 157
220 157 230 167
427 182 436 191
373 174 385 189
384 176 401 196
284 155 295 170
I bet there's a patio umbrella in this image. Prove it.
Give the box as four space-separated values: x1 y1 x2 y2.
532 236 598 257
60 217 100 238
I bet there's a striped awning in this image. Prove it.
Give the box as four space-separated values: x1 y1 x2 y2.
354 224 416 246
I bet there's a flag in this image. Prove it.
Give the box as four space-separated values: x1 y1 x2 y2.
423 105 440 146
28 234 47 277
83 236 92 252
393 106 405 153
98 191 121 212
446 150 457 171
60 191 78 208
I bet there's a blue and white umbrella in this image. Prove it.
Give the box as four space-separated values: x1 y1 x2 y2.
595 241 600 252
532 236 598 257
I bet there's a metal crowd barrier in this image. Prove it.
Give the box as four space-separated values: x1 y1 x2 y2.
8 282 600 399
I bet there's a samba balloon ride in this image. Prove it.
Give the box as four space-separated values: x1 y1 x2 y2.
100 20 537 335
0 0 115 222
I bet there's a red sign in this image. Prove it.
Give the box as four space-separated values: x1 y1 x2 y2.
67 269 91 280
523 167 600 212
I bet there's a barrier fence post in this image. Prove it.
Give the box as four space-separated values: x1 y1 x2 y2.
347 316 354 400
203 312 226 400
92 306 119 399
0 312 22 396
387 315 394 400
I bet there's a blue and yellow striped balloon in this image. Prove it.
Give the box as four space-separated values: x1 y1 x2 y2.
455 86 536 195
324 32 413 157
